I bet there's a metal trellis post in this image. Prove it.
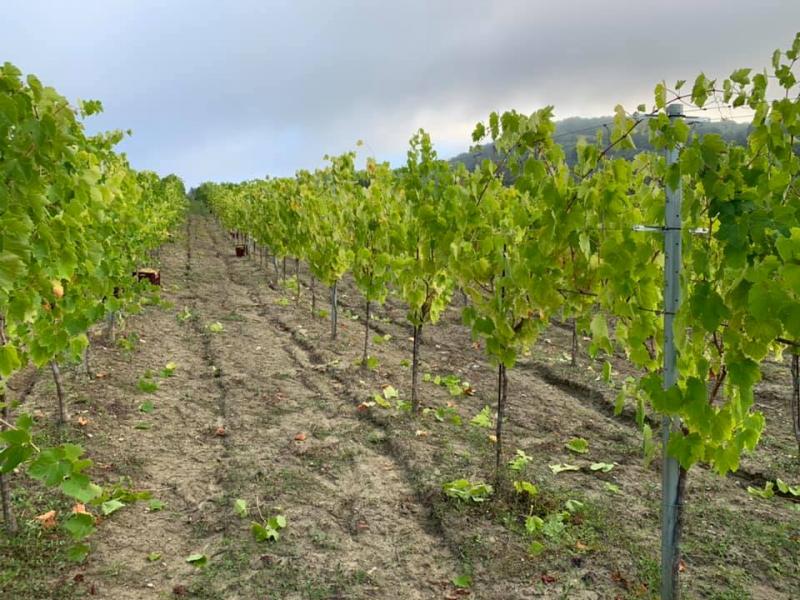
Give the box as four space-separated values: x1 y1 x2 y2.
660 102 683 600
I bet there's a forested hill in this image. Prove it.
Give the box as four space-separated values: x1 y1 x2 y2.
449 115 750 170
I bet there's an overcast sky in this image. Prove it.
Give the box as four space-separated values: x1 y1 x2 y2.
3 1 799 186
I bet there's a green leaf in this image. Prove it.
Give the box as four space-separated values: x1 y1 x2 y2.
138 400 155 414
63 513 96 540
67 543 91 563
565 437 589 454
251 521 280 542
470 406 492 428
507 449 532 472
270 514 287 529
527 540 545 556
549 463 580 474
137 377 159 393
589 313 611 355
186 553 208 567
452 574 472 589
525 515 544 534
730 67 751 85
0 251 25 293
0 344 21 378
234 498 248 518
372 393 392 409
654 82 667 109
775 478 800 496
148 499 165 512
565 499 585 513
160 361 177 377
589 462 615 472
667 431 705 470
602 361 612 383
513 480 539 497
690 282 730 333
443 479 493 502
147 551 162 562
61 474 101 504
747 481 775 500
101 499 125 516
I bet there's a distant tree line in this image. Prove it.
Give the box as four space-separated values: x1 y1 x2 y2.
449 115 750 172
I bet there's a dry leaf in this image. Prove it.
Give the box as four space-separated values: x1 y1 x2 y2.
678 560 686 573
540 573 556 584
575 541 588 551
35 510 57 528
415 430 429 437
77 416 90 427
213 426 226 437
294 432 307 442
95 372 107 379
72 503 89 515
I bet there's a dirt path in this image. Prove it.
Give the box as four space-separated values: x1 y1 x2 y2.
69 212 460 599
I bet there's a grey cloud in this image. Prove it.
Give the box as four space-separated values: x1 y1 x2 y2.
3 0 799 185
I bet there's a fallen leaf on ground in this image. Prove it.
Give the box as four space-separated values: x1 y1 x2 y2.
95 372 107 379
72 503 89 515
540 573 556 584
77 416 90 427
213 426 226 437
415 430 429 437
294 432 307 442
35 510 57 528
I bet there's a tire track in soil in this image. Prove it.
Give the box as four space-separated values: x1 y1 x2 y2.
185 215 460 599
75 215 229 599
285 257 796 498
